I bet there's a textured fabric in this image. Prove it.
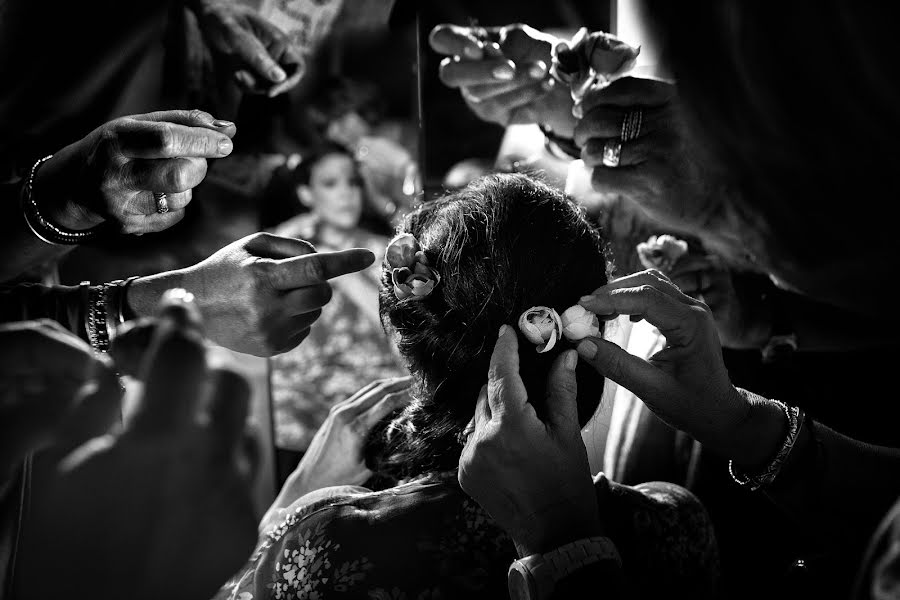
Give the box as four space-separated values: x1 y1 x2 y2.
269 216 405 451
217 473 719 599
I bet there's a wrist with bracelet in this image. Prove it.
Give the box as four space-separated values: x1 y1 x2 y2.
83 276 140 353
21 154 104 246
537 37 584 161
728 388 804 491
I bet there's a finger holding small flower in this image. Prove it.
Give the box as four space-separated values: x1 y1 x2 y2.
560 304 600 341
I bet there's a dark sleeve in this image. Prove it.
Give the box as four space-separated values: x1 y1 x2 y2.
0 283 89 341
552 558 625 599
766 417 900 558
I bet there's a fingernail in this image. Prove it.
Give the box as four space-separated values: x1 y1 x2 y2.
540 78 555 92
218 137 233 154
579 295 595 304
269 66 287 82
528 60 548 79
572 102 584 119
498 324 509 337
212 119 234 128
577 340 597 359
492 61 515 80
463 42 483 60
564 350 578 371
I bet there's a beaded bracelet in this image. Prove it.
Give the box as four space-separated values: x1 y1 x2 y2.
21 154 103 245
84 277 140 353
728 392 803 491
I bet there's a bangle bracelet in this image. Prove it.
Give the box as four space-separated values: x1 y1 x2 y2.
540 125 582 160
115 276 141 324
728 392 803 491
21 154 103 245
89 277 140 350
85 283 111 353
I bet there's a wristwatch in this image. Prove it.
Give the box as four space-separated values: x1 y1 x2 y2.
508 536 621 600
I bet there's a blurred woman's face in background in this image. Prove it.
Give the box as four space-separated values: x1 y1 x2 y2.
298 153 364 230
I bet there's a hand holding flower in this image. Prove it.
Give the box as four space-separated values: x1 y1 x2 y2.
560 305 600 341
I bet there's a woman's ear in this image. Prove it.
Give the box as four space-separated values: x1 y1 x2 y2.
297 185 314 207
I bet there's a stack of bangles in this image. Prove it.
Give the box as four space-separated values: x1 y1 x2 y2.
82 277 140 353
20 154 104 245
728 388 805 491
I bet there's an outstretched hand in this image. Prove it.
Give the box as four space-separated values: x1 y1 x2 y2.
127 232 376 356
34 109 236 234
458 325 602 557
17 293 259 600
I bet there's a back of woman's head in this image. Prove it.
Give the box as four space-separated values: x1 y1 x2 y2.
366 173 610 481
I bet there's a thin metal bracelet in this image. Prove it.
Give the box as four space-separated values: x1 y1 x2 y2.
21 154 103 245
85 283 113 353
728 393 803 491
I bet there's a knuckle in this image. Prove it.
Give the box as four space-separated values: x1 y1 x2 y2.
256 260 284 290
300 256 325 283
188 108 212 124
167 164 191 191
156 123 177 156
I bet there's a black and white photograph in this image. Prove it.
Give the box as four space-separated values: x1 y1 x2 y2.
1 1 897 598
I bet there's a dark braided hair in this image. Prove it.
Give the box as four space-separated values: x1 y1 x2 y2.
364 173 611 482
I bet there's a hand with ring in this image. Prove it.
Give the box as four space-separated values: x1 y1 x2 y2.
429 23 578 138
31 109 237 235
573 76 725 236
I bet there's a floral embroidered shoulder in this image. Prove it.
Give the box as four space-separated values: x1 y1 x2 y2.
215 473 719 599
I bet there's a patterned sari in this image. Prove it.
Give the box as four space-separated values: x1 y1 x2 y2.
216 473 719 599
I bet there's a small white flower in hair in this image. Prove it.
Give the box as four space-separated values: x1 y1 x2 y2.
385 233 441 301
560 304 600 342
518 306 563 353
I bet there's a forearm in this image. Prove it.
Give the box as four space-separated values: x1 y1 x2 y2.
0 283 90 340
124 270 189 319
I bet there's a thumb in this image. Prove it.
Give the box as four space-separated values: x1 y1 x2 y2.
576 337 673 411
544 349 579 428
244 232 316 259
